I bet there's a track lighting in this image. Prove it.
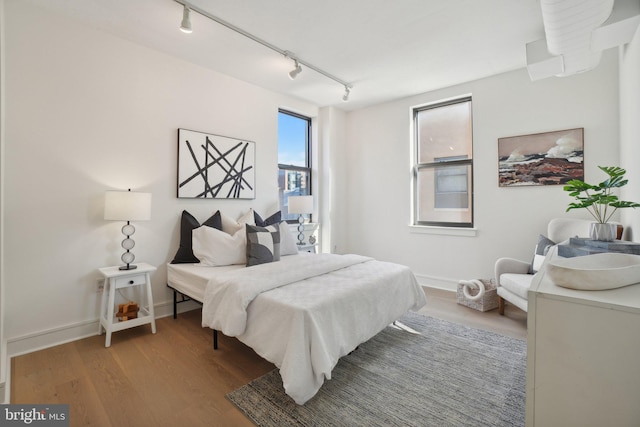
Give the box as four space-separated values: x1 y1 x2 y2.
342 85 351 102
288 60 302 80
180 5 192 33
174 1 353 102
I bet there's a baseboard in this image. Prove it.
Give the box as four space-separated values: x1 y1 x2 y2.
414 273 458 292
7 299 200 359
7 319 98 359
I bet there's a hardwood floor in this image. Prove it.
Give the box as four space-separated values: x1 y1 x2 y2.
11 309 273 427
10 287 526 426
419 287 527 340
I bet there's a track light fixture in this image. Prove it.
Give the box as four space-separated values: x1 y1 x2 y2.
180 5 192 33
175 1 352 102
289 60 302 80
342 85 351 102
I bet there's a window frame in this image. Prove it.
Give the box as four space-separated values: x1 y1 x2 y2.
433 155 470 209
412 96 474 228
278 109 312 223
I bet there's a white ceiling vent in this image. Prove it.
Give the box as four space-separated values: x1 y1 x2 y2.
527 0 640 81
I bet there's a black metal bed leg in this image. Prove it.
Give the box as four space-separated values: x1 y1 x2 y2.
213 330 218 350
173 289 177 319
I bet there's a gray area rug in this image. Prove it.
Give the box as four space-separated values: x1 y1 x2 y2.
227 312 526 426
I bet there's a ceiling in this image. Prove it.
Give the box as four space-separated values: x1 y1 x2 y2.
24 0 546 111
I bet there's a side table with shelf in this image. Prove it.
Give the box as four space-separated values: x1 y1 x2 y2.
297 244 317 253
98 263 157 347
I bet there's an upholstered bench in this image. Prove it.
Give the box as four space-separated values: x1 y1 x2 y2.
495 218 600 315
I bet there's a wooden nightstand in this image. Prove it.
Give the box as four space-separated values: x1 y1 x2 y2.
98 263 157 347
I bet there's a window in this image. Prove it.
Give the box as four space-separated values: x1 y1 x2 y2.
413 97 473 227
278 110 312 222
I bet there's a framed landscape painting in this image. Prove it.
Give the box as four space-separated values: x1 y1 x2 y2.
177 129 255 199
498 128 584 187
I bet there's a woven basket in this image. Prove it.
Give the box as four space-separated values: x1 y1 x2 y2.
456 279 498 312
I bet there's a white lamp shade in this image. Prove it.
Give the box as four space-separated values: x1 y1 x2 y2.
288 195 313 214
104 191 152 221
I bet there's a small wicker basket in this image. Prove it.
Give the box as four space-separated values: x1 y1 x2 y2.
456 279 499 312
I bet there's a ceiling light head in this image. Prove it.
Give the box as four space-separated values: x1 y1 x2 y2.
342 85 351 102
180 5 192 34
289 60 302 80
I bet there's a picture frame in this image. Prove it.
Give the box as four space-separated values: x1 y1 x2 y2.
498 128 584 187
177 128 255 199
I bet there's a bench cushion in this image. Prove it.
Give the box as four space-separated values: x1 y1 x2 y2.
499 273 534 300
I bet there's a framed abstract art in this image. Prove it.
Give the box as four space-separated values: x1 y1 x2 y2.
177 129 255 199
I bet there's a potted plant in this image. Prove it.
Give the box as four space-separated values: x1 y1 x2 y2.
564 166 640 241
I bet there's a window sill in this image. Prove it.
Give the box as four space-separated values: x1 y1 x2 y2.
409 225 477 237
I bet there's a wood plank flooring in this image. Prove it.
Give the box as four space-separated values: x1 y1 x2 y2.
417 287 527 340
10 287 526 426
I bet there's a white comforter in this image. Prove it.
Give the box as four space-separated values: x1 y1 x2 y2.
201 253 427 404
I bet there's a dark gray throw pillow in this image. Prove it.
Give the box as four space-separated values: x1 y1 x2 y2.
246 224 280 267
529 234 556 274
171 210 222 264
254 210 282 227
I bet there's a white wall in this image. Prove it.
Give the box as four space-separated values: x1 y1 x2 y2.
0 0 6 402
2 1 318 352
317 106 348 254
619 28 640 240
345 51 620 288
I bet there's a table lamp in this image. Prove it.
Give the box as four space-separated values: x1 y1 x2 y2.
104 189 152 270
288 195 313 245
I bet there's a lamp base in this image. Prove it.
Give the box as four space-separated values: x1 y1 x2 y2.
119 264 138 271
297 214 305 245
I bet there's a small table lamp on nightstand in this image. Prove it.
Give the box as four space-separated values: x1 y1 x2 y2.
104 189 152 270
288 195 313 245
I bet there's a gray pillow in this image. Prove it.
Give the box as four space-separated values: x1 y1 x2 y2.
246 224 280 267
254 210 281 227
530 234 556 274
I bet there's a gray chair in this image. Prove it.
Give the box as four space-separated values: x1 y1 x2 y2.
494 218 598 315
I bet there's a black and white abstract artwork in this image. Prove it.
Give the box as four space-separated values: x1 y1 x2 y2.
177 129 255 199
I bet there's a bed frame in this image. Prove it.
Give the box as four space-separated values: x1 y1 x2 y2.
167 284 218 350
168 283 417 354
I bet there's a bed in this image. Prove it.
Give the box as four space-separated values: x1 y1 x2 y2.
168 253 426 404
166 210 427 404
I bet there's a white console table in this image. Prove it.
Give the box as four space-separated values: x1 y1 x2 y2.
526 252 640 426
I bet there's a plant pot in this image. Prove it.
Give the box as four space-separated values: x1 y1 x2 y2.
590 222 617 241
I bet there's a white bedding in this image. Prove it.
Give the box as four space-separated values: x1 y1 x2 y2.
199 253 426 404
167 262 243 302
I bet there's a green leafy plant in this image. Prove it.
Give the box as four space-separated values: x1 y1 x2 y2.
564 166 640 223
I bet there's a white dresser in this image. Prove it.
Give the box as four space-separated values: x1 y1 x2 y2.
526 253 640 426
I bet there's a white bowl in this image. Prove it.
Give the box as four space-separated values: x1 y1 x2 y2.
546 252 640 291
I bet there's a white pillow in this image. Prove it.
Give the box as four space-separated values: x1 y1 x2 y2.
192 226 246 266
221 208 255 235
279 221 299 256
